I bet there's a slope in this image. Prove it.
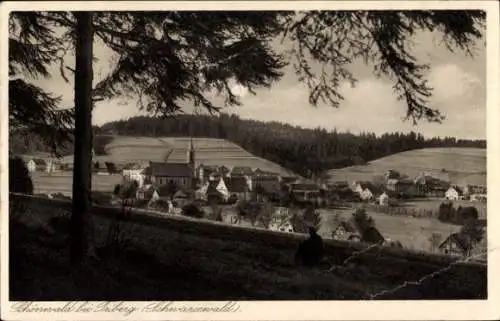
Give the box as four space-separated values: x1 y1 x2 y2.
327 147 486 185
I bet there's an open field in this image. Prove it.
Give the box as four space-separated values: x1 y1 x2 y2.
96 135 294 175
31 172 122 196
317 208 462 251
9 195 487 300
327 147 486 185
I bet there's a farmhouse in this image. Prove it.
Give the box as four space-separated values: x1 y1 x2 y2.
439 233 472 257
385 178 418 196
445 186 465 201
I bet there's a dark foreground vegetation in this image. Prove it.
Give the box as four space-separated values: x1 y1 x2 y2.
11 114 486 178
10 196 487 301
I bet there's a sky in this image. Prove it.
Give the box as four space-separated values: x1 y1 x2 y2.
29 19 486 140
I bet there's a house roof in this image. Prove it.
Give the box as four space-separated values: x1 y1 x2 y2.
449 186 464 195
231 166 254 175
149 162 193 177
361 227 385 244
290 183 320 191
439 233 472 253
226 176 248 193
254 178 280 193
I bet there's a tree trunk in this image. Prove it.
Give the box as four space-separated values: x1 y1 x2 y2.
70 12 94 266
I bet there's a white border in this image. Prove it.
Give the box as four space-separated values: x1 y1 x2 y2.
1 1 499 321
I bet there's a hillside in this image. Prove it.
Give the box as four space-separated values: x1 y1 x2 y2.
10 114 486 179
103 135 296 176
10 194 487 300
327 147 486 185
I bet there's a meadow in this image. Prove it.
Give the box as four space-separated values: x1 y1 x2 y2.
31 172 122 196
327 147 486 186
317 208 462 251
102 135 295 176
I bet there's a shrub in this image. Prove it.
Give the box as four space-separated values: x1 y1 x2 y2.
181 203 204 218
9 156 33 195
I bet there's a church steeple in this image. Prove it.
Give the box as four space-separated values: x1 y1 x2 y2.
187 137 195 165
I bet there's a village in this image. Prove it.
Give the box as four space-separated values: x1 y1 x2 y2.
20 138 488 261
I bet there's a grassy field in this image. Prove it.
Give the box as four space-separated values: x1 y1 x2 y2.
31 172 122 196
317 208 462 251
100 135 294 175
327 147 486 186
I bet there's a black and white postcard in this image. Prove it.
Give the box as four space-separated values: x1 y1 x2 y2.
1 1 499 320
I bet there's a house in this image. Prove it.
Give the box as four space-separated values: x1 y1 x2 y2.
385 178 417 196
279 176 299 185
136 185 158 201
352 181 381 201
147 161 195 191
445 186 465 200
250 175 281 200
230 166 254 177
289 182 322 203
331 220 361 241
196 164 219 184
26 158 47 172
379 192 390 206
470 194 487 202
463 184 487 196
226 176 251 201
122 163 148 187
361 226 385 245
439 233 473 257
384 169 400 180
415 174 450 197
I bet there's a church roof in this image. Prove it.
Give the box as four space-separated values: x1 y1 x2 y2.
149 162 193 177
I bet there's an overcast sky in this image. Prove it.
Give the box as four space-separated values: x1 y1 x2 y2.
30 20 486 140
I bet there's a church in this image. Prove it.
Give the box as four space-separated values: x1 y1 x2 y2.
146 138 197 191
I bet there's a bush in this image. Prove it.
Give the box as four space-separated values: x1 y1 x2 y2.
9 157 34 195
181 203 204 218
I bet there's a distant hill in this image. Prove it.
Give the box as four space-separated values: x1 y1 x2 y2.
96 135 295 176
327 147 486 186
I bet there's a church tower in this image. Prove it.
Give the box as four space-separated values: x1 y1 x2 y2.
187 137 195 166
